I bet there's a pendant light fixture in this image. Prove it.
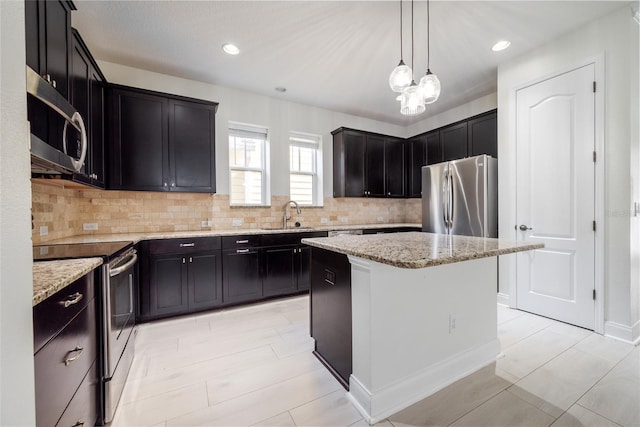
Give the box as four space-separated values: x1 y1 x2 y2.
399 0 425 115
418 0 441 105
388 0 412 92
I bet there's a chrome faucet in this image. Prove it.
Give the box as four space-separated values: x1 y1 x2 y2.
282 200 301 228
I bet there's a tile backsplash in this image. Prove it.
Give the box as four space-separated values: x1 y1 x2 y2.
31 181 422 244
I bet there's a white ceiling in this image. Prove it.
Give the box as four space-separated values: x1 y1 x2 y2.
72 1 629 126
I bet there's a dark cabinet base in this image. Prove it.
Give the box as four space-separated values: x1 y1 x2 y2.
310 247 352 389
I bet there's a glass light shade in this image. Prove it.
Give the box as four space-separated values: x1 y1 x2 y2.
389 60 413 93
399 82 426 116
419 70 441 104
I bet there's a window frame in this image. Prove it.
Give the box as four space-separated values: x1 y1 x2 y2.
228 122 270 206
289 131 322 207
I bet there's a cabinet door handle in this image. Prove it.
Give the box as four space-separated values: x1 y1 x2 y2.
189 257 193 263
71 421 85 427
64 346 84 366
236 249 250 254
171 182 175 187
182 258 186 264
163 182 168 187
179 243 195 247
61 292 83 308
236 239 249 244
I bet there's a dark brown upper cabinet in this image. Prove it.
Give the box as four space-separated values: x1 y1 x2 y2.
67 29 107 188
332 128 406 198
107 84 218 193
334 110 496 199
468 110 498 158
441 121 468 162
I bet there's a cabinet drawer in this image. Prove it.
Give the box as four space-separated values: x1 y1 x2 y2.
35 301 97 427
33 272 95 353
262 231 327 247
148 237 222 255
56 360 97 427
222 234 262 249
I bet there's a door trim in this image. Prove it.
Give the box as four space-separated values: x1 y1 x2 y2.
506 54 605 335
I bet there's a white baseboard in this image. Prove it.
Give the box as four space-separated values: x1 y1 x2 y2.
604 320 640 345
347 339 501 424
497 292 511 307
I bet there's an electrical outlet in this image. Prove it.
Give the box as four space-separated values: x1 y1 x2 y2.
201 220 212 227
83 223 98 231
320 217 328 224
449 314 457 334
232 219 243 227
377 216 384 222
39 226 48 237
339 216 348 223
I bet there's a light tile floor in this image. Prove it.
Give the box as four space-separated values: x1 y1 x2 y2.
113 296 640 427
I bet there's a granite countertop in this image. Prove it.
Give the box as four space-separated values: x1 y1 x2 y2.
302 232 544 269
32 224 419 305
41 223 421 245
33 258 103 306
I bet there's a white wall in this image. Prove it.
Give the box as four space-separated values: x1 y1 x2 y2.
99 61 408 200
497 5 640 340
0 1 37 425
403 92 497 138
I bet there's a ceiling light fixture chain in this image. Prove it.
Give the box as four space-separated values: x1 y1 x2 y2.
389 0 412 93
419 0 441 105
390 0 439 116
398 0 425 116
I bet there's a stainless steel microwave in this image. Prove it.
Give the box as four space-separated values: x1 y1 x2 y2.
26 66 87 175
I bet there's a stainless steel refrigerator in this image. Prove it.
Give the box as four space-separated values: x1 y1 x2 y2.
422 154 498 237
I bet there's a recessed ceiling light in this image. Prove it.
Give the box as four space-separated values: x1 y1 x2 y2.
275 87 286 93
491 40 511 52
222 43 240 55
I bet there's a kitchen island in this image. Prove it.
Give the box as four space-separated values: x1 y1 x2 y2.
301 232 542 424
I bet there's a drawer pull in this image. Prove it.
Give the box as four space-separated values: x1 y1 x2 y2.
71 421 85 427
61 292 83 308
179 243 195 247
236 249 250 254
64 346 84 366
236 239 249 244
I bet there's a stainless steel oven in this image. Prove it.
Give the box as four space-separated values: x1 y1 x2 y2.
100 247 138 425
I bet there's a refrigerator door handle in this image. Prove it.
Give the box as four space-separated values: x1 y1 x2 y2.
448 171 454 230
442 167 449 230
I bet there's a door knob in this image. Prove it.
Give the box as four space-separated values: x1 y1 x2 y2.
519 225 532 231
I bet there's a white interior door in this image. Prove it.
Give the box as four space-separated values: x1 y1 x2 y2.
515 64 595 330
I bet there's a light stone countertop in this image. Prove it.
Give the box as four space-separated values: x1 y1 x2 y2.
32 224 419 306
33 258 103 306
41 223 421 245
301 232 544 269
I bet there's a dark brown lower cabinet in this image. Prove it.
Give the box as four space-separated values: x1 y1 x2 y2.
222 248 263 304
310 247 352 389
33 271 98 427
137 231 325 322
56 361 98 427
263 245 297 297
139 238 222 321
297 245 312 291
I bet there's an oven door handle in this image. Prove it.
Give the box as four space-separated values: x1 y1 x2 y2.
128 273 134 316
110 252 138 277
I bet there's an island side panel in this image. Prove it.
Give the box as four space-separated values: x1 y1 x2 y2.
348 256 500 423
309 247 353 389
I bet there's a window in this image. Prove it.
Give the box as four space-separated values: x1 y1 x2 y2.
229 123 268 205
289 132 321 206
